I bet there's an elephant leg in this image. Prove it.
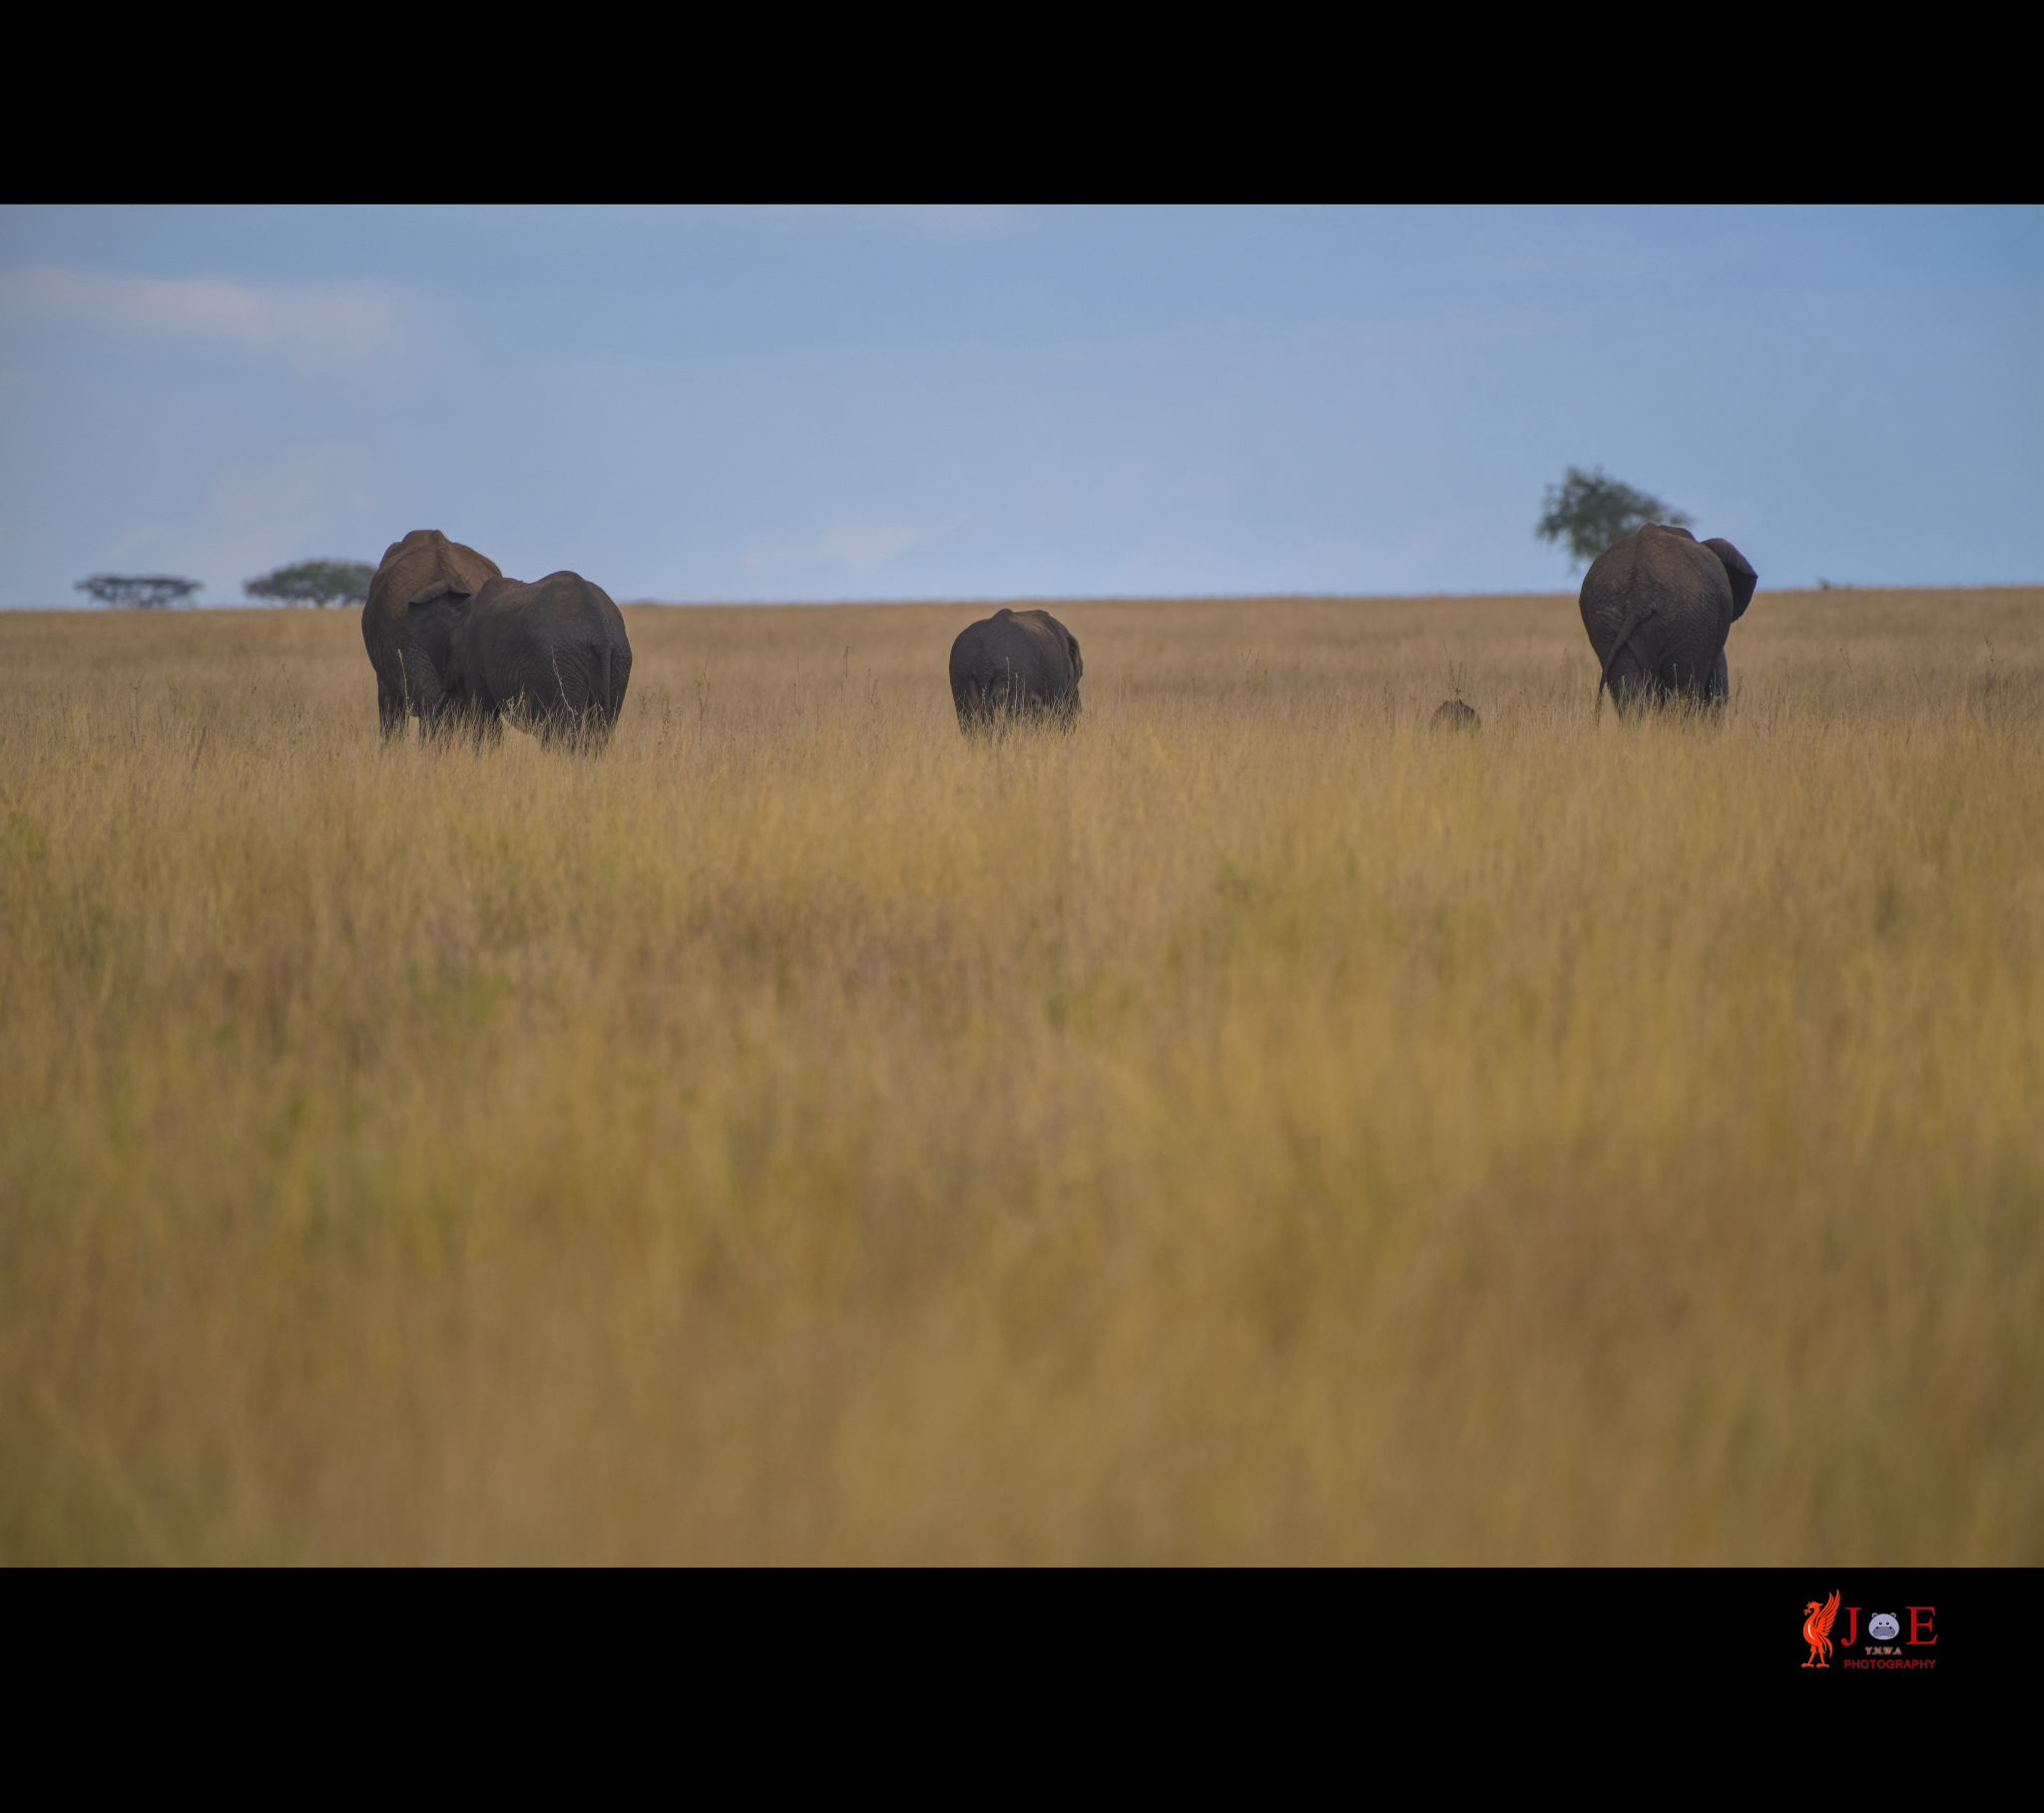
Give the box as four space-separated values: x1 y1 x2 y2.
530 696 581 750
1710 649 1730 705
541 689 577 747
1609 669 1658 715
543 703 581 751
574 688 620 750
386 645 451 739
1599 602 1656 705
1606 635 1664 715
414 678 453 740
1030 690 1080 731
1656 646 1723 710
952 681 994 735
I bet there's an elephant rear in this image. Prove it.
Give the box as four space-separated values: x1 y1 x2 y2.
949 608 1083 731
361 529 504 737
455 571 633 745
1580 523 1756 711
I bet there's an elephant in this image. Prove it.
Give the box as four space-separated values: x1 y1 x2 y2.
1431 699 1480 732
361 529 504 737
446 571 633 746
949 608 1083 731
1579 523 1757 712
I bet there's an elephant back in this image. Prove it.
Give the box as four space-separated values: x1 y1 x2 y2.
363 530 504 639
466 571 627 639
949 608 1082 725
455 572 633 727
1579 523 1734 675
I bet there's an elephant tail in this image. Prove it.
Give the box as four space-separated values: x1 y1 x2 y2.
1598 601 1655 704
601 642 614 720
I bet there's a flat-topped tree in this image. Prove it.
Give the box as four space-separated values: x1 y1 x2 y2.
1536 468 1694 573
76 575 204 609
245 560 377 609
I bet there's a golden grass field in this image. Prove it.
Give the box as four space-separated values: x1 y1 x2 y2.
2 586 2039 1564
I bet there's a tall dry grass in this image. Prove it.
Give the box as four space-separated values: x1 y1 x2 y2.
2 588 2039 1564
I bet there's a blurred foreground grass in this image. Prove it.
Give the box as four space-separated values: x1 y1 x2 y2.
2 588 2040 1563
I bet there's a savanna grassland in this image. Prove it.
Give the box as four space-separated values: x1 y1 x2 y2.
2 587 2039 1564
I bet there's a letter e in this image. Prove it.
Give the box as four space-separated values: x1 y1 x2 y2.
1907 1606 1936 1644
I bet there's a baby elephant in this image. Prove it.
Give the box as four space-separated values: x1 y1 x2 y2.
949 608 1083 731
450 571 633 746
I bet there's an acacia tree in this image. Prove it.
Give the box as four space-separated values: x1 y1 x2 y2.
244 559 377 609
1536 467 1693 571
75 575 204 609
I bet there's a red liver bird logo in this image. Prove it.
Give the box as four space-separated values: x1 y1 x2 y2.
1802 1591 1841 1667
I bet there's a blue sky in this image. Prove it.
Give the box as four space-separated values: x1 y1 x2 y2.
1 206 2036 605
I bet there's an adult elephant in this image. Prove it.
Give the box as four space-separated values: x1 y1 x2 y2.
949 608 1083 731
361 529 504 737
1580 523 1758 712
448 571 632 746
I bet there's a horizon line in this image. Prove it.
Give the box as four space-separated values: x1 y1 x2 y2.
8 581 2037 614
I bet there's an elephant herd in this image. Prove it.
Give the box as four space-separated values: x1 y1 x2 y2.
362 530 633 745
362 524 1757 744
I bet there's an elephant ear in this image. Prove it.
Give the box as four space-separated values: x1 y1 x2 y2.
1705 539 1758 620
1067 633 1083 680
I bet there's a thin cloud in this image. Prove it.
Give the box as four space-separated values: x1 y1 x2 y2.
0 265 421 371
747 513 973 575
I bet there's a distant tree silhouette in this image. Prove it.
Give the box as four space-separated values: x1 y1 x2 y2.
1536 467 1694 572
76 575 204 609
245 559 377 609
